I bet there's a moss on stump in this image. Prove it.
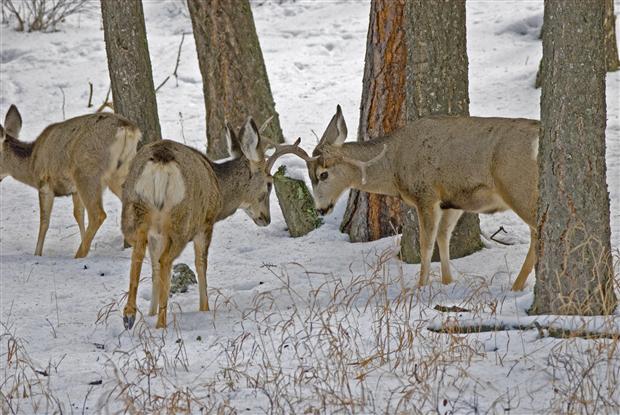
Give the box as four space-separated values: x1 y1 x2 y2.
273 166 321 237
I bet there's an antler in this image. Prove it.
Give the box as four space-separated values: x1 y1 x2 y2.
259 115 274 134
265 137 318 174
339 144 387 185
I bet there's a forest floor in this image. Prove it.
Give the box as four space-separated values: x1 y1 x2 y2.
1 1 619 413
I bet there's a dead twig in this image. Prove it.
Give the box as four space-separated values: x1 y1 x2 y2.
95 86 113 113
155 32 186 93
87 82 93 108
490 226 512 246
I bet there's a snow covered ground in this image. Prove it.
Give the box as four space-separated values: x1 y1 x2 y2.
1 1 619 413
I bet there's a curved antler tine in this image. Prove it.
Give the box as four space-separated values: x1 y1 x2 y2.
340 144 387 185
260 136 278 149
259 115 274 134
265 137 318 174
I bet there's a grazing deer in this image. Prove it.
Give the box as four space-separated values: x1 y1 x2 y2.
281 105 539 291
122 117 297 329
0 105 141 257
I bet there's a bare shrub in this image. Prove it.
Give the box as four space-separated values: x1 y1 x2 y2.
1 0 88 32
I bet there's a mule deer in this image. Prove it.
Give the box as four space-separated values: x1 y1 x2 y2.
0 105 141 257
122 117 297 329
280 105 539 291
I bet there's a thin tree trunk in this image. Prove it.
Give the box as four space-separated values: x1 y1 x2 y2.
400 0 481 263
531 0 616 315
101 0 161 144
188 0 283 159
340 0 407 242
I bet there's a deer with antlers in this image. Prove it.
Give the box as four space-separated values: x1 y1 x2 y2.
122 117 301 329
0 105 141 258
277 105 539 291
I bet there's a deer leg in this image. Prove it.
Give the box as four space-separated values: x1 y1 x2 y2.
147 233 163 316
107 180 132 250
511 228 537 291
123 227 147 330
74 179 106 258
156 238 184 329
34 188 55 256
107 177 123 201
416 203 441 287
436 209 464 285
194 225 214 312
72 193 86 243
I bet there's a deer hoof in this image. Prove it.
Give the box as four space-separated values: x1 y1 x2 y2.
123 315 135 330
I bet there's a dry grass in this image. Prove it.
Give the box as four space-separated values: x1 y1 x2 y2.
0 319 64 414
3 248 620 413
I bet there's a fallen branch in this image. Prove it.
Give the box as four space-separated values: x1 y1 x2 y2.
433 304 470 313
429 318 620 339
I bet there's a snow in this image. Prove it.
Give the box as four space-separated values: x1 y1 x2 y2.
1 1 619 413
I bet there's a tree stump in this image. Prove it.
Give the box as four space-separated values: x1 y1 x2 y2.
273 166 321 237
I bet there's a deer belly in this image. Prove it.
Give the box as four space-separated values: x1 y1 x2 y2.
51 179 76 197
441 188 509 214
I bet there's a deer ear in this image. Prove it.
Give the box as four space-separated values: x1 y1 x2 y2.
225 122 242 159
318 104 347 147
239 117 262 163
4 105 22 138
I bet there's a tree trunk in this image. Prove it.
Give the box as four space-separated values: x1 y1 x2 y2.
400 0 481 263
101 0 161 144
340 0 408 242
188 0 283 159
536 0 618 88
604 0 620 71
531 0 617 315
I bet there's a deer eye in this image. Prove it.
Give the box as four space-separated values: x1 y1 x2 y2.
319 172 329 181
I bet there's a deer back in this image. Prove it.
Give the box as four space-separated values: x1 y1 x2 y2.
386 116 539 218
122 140 223 243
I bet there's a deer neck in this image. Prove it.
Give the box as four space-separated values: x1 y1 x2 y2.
211 157 252 221
2 136 38 188
339 138 399 197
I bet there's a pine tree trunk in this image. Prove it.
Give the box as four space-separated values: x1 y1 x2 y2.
188 0 283 159
536 0 618 88
400 0 481 263
604 0 620 71
101 0 161 144
340 0 407 242
531 0 617 315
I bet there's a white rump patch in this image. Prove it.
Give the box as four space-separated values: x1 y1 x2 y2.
135 161 186 210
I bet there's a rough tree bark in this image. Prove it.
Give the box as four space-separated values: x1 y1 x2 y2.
340 0 408 242
536 0 618 88
531 0 617 315
604 0 619 71
400 0 481 263
101 0 161 144
188 0 283 159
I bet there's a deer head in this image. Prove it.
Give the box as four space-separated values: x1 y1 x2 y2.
272 105 386 215
0 105 24 182
225 117 273 227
